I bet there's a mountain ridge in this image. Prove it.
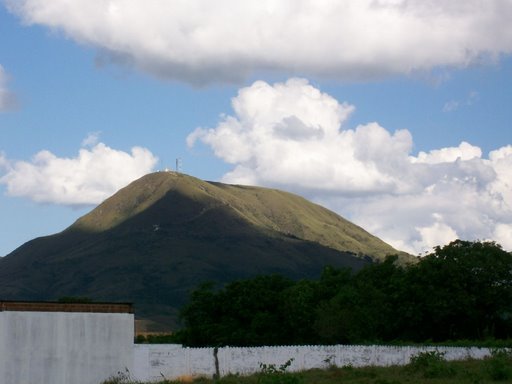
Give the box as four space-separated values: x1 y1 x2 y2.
0 172 411 330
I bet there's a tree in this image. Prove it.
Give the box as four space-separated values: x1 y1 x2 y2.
176 241 512 346
280 279 319 344
403 240 512 341
178 276 294 346
314 256 406 344
176 282 222 346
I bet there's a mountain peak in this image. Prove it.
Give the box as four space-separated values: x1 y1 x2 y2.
71 171 402 259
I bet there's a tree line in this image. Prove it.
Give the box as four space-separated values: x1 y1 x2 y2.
174 240 512 346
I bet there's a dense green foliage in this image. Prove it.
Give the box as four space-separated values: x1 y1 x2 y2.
406 351 455 378
176 240 512 346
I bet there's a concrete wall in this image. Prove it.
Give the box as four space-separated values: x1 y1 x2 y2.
0 311 134 384
132 344 493 382
0 309 495 384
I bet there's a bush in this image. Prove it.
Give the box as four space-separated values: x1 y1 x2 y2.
257 359 301 384
484 349 512 381
100 368 138 384
407 350 455 378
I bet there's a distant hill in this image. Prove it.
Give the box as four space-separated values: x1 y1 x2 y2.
0 172 410 330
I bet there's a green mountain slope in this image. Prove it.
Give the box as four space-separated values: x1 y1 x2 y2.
0 172 410 330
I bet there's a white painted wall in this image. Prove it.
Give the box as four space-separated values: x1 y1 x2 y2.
0 310 496 384
0 311 134 384
133 344 493 382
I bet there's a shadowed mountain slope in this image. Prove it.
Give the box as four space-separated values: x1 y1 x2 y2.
0 172 410 329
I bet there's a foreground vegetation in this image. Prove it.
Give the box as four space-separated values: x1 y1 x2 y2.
174 240 512 346
103 350 512 384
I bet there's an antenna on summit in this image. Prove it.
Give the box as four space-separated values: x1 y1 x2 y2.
176 157 182 173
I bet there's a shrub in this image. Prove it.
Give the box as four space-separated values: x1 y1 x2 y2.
484 349 512 381
407 350 455 378
257 359 301 384
101 368 137 384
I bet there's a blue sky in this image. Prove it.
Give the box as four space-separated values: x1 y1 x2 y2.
1 1 511 256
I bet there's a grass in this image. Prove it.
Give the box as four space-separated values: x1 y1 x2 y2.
102 350 512 384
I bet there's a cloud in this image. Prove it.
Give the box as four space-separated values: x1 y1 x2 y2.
415 219 459 253
5 1 512 84
188 78 512 254
0 65 16 111
443 91 479 112
188 78 408 194
412 141 482 164
493 224 512 250
0 152 8 169
81 131 101 147
0 142 158 206
442 100 460 113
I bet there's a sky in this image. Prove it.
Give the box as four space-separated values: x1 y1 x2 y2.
0 0 511 257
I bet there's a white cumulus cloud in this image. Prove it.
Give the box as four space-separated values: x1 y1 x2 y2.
0 142 158 206
5 0 512 84
415 219 459 253
188 78 512 254
493 224 512 250
412 141 482 164
188 78 411 195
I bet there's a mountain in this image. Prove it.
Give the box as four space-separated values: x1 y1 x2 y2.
0 172 409 330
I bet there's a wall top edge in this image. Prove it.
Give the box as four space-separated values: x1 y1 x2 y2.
0 301 133 313
168 345 495 350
